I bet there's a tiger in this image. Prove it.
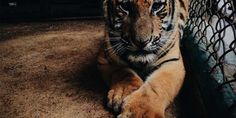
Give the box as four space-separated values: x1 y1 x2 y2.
97 0 188 117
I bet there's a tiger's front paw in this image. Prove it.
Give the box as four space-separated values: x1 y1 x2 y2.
117 91 165 118
107 82 142 113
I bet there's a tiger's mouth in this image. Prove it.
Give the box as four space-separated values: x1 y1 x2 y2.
129 49 153 55
109 36 169 63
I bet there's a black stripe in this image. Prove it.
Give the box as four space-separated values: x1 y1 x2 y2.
166 24 173 31
179 13 185 20
156 57 180 68
178 24 184 30
179 0 186 10
171 0 175 21
179 31 183 40
168 0 171 16
160 12 168 19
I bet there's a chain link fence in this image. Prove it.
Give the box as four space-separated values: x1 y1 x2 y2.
185 0 236 117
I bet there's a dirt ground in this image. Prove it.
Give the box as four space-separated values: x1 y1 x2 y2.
0 20 115 118
0 19 189 118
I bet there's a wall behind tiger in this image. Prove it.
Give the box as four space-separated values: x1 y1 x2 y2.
0 0 103 21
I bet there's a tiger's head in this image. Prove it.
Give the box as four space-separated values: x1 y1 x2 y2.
104 0 186 64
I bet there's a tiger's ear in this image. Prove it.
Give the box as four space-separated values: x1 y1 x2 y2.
104 0 125 33
104 0 117 30
103 0 111 26
103 0 109 23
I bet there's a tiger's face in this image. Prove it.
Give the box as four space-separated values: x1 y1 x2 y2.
106 0 180 64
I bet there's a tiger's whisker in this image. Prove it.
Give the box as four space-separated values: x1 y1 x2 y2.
105 43 120 51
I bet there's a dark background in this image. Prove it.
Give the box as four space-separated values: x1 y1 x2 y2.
0 0 103 21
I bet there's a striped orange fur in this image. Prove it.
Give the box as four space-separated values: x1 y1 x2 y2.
98 0 188 117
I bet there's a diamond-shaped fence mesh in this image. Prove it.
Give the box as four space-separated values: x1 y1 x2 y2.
186 0 236 115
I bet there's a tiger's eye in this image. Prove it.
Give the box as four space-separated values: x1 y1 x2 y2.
151 2 164 13
121 3 128 10
119 2 130 12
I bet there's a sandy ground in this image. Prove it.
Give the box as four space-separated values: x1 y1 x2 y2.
0 20 204 118
0 20 114 118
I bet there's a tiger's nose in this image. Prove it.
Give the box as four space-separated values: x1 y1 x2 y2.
133 39 150 49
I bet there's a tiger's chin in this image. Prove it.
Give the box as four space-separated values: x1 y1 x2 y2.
127 53 157 64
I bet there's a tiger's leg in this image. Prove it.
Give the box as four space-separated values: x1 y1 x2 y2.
97 51 144 113
118 56 185 118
